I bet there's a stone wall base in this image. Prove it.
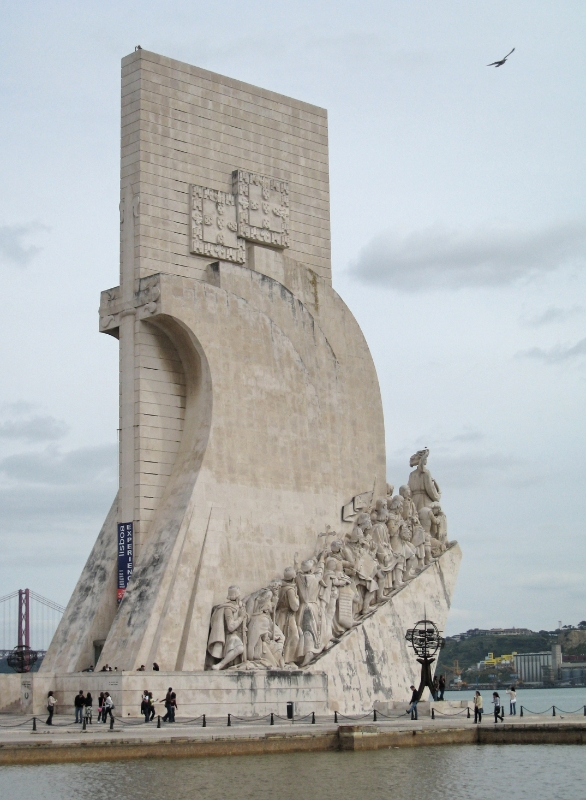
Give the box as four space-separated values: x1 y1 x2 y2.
2 670 328 719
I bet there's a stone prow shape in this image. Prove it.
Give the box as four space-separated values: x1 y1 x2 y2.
311 544 462 714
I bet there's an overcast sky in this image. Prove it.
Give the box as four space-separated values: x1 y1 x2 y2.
1 1 585 637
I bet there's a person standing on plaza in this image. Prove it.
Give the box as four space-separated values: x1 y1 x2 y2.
438 674 446 701
492 692 504 723
74 690 85 723
85 691 93 724
473 690 483 723
103 692 114 723
141 690 150 722
46 691 57 725
506 686 517 715
148 692 156 721
169 691 178 722
97 692 104 723
408 685 419 720
162 687 173 722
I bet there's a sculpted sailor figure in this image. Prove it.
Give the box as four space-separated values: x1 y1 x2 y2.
369 499 396 596
296 554 326 666
326 540 357 630
398 485 424 568
408 449 441 511
319 556 351 648
246 589 275 662
275 566 301 664
432 502 449 551
343 517 381 614
207 585 248 670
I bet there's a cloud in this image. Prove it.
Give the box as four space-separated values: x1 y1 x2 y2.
0 444 116 486
523 305 585 327
0 415 69 442
0 443 117 551
518 337 586 364
0 222 48 267
517 572 586 597
349 218 586 291
451 428 484 443
387 448 521 491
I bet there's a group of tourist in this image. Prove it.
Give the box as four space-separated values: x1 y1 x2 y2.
473 686 517 723
45 690 115 725
208 451 451 671
139 687 178 722
407 683 516 722
44 687 176 725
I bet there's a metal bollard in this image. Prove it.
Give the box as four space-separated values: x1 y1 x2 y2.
32 717 36 731
373 709 377 722
584 706 586 717
270 713 274 726
202 714 206 728
227 713 231 727
109 715 114 730
431 708 435 720
83 716 87 730
334 710 338 723
467 707 471 719
312 712 315 724
520 707 523 717
157 715 161 728
552 706 556 717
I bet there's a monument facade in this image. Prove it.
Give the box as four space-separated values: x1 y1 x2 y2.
31 50 461 716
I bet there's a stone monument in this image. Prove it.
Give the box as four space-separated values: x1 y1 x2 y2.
21 50 461 717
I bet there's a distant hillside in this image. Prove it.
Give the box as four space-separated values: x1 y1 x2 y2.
557 629 586 656
436 632 554 678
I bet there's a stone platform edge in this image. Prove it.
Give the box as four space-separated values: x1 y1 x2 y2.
1 723 585 765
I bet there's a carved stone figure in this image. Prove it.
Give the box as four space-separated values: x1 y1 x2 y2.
259 629 286 668
275 567 300 664
296 557 325 666
319 557 351 648
206 448 454 672
327 541 356 630
369 498 396 595
431 502 448 552
208 586 248 670
246 589 275 661
343 521 380 614
408 449 441 511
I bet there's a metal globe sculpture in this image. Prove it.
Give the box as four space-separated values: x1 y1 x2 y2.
7 645 38 673
405 616 445 701
405 619 444 659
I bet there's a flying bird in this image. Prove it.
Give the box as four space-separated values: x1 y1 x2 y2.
487 48 515 67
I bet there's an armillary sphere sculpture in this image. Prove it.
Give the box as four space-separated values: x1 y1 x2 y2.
405 617 445 700
7 645 38 674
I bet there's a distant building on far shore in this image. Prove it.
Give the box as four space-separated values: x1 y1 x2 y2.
515 645 562 685
456 627 534 640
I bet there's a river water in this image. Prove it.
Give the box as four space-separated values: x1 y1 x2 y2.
444 686 586 714
1 745 584 800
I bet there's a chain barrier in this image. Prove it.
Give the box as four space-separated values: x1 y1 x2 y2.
520 705 586 718
13 703 583 731
431 707 470 719
0 717 36 728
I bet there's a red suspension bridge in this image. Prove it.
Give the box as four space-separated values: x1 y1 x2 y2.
0 590 65 667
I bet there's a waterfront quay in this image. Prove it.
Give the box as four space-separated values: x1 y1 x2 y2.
0 711 585 765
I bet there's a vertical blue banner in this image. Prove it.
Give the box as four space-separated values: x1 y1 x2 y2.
117 522 133 603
